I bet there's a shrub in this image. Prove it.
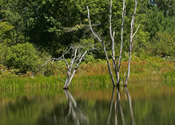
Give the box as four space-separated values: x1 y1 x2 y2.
149 32 175 57
5 42 40 73
0 43 9 64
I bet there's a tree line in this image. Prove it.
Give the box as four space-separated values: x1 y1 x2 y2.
0 0 174 74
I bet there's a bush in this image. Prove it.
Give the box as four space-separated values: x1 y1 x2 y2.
5 42 40 73
0 43 9 64
148 32 175 57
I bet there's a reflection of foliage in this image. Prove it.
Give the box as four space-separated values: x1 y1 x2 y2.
0 86 175 125
0 96 42 125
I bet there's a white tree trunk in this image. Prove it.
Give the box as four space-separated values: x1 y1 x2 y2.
63 49 87 89
87 0 139 86
87 6 115 86
117 0 126 85
125 0 138 85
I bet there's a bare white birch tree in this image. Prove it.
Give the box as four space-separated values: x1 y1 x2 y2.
124 0 140 86
62 46 88 89
43 45 88 89
87 0 139 86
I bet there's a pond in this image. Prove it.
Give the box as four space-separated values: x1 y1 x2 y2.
0 82 175 125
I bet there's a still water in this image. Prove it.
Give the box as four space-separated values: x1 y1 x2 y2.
0 83 175 125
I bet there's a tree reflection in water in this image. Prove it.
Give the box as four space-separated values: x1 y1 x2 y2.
35 90 89 125
35 88 134 125
107 87 135 125
64 90 89 125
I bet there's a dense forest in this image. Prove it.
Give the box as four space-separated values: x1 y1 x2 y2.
0 0 175 74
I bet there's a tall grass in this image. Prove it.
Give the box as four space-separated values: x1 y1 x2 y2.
163 71 175 86
0 76 64 90
0 56 174 89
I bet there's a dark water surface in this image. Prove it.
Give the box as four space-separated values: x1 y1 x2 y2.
0 83 175 125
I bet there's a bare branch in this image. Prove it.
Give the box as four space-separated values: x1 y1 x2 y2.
109 0 117 81
75 52 83 62
125 0 138 85
64 48 88 89
87 5 115 86
121 72 126 85
57 77 65 82
132 24 140 39
87 6 103 43
75 50 88 70
70 48 78 69
41 58 53 67
102 43 115 86
61 23 101 33
63 55 69 68
110 54 115 61
42 46 72 67
117 0 126 84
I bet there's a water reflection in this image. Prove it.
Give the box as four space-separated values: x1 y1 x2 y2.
1 84 175 125
107 87 135 125
64 90 89 125
35 90 89 125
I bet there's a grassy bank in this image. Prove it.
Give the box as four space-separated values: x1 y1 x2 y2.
0 56 174 89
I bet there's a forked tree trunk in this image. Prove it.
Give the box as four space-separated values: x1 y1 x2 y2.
63 69 76 89
63 49 87 89
42 46 87 89
125 0 139 86
87 0 139 87
87 6 115 87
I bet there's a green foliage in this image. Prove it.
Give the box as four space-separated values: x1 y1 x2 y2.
0 0 174 75
147 32 175 57
0 22 14 45
164 71 175 81
5 42 40 73
0 21 14 35
0 43 9 64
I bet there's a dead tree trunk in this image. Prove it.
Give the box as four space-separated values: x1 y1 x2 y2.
125 0 140 86
43 45 88 89
63 47 87 89
87 6 115 87
87 0 139 86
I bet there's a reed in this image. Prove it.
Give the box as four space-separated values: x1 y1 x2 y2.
0 57 174 89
